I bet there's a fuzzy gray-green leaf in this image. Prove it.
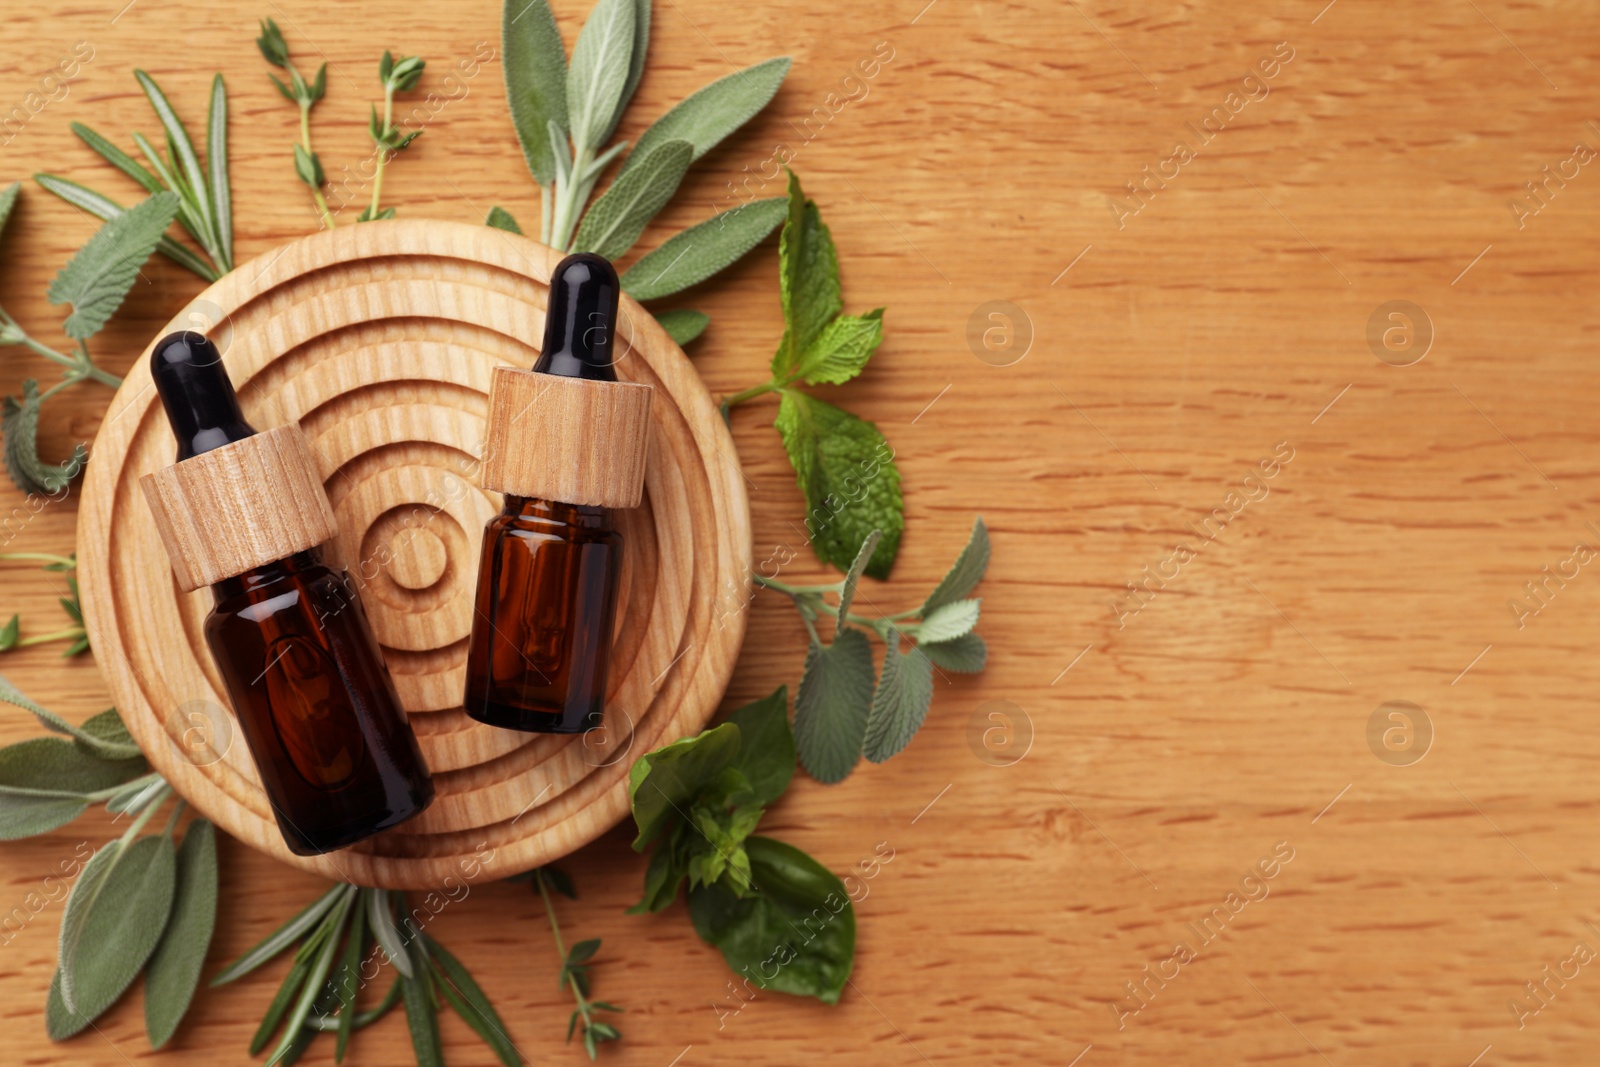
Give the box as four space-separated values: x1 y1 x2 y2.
565 0 636 151
4 381 88 496
836 529 882 625
793 628 875 784
503 0 569 185
620 57 790 180
620 196 785 300
571 138 690 259
485 205 523 233
60 835 176 1018
0 675 139 758
144 820 217 1048
33 175 217 281
47 190 179 340
656 308 708 345
917 598 980 644
0 182 19 239
922 516 990 614
918 631 987 673
863 628 935 763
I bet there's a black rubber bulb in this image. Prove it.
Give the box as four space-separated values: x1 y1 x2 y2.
533 252 620 382
150 331 258 461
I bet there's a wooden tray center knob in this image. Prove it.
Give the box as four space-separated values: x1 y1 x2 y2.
386 528 449 590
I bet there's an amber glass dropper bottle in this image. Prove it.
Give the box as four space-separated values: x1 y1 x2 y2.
140 331 433 855
464 253 654 733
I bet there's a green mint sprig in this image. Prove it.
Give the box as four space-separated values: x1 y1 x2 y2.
493 0 793 343
759 518 991 783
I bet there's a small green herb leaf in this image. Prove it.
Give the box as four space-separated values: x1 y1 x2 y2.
863 629 935 763
211 884 345 986
657 308 708 345
918 598 980 644
293 143 324 188
2 381 87 496
619 57 791 179
425 934 521 1067
485 205 523 233
0 736 146 795
918 631 987 673
60 835 177 1018
772 171 842 379
794 308 884 386
207 74 232 271
333 896 367 1061
836 530 882 625
400 943 444 1067
566 938 600 965
0 615 17 651
134 71 215 252
565 0 637 151
47 190 179 340
923 516 990 614
628 840 688 913
726 686 795 807
774 389 902 578
145 819 218 1048
256 19 290 67
0 181 20 238
368 887 415 979
620 196 786 299
793 628 875 784
70 123 163 193
687 835 854 1003
571 138 691 259
628 720 741 849
504 0 569 185
33 175 217 281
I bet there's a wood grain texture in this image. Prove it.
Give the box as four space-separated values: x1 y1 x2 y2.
1 0 1598 1064
79 218 750 887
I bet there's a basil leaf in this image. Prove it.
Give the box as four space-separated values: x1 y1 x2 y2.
618 57 790 180
627 836 687 913
726 686 794 807
628 720 741 849
3 381 88 496
145 820 218 1048
47 190 180 340
794 309 884 386
503 0 569 185
565 0 636 152
485 205 523 233
210 884 345 986
918 598 980 644
0 181 18 237
773 389 902 578
33 175 218 281
59 835 177 1018
657 308 708 345
687 835 854 1003
862 629 935 763
771 171 841 379
923 516 990 614
620 196 785 299
836 530 881 625
206 73 232 271
0 736 146 795
425 933 522 1067
792 629 875 784
917 631 987 673
571 138 691 259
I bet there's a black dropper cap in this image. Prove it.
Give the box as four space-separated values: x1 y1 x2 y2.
150 331 258 462
533 253 620 382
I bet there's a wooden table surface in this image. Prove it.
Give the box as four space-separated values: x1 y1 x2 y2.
2 1 1596 1063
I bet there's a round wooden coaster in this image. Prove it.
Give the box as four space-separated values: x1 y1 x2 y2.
77 219 751 889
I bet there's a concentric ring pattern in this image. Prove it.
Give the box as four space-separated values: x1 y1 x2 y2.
77 220 751 889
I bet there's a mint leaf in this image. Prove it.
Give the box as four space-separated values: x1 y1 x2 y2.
565 0 636 151
793 629 875 784
793 308 884 386
571 138 691 259
771 171 841 379
657 308 708 345
3 381 87 496
923 516 990 613
619 57 791 180
504 0 569 185
918 598 980 643
774 389 902 578
47 190 179 340
863 628 935 763
485 205 523 233
918 631 987 673
620 196 785 299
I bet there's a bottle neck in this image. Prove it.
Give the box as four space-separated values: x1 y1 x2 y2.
211 548 325 605
502 497 609 527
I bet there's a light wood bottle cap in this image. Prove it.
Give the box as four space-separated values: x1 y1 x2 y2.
139 424 338 592
479 367 654 509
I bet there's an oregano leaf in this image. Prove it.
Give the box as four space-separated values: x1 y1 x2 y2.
793 628 875 784
620 196 786 299
922 516 990 614
47 190 179 340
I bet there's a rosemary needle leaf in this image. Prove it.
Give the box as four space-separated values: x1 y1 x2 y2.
368 888 415 978
211 884 344 986
425 934 522 1067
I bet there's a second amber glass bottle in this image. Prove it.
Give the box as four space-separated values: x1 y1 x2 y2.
141 331 433 854
464 254 653 733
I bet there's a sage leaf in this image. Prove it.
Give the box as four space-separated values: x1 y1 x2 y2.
918 631 987 673
503 0 569 185
33 175 218 281
425 934 522 1067
134 71 215 250
368 887 415 978
656 308 708 345
774 389 903 579
793 628 875 784
485 205 523 233
0 793 88 840
571 138 691 259
836 530 882 624
565 0 636 151
726 686 795 807
794 309 885 386
628 721 741 848
604 0 652 143
0 736 146 795
71 122 163 193
922 515 990 614
4 380 88 496
863 629 935 763
918 598 980 644
74 708 142 760
401 943 444 1067
0 675 140 759
0 181 18 236
145 819 218 1048
620 196 785 299
46 969 92 1041
619 57 791 180
47 190 180 340
206 73 232 271
211 883 345 986
687 835 854 1003
771 171 841 379
60 835 177 1018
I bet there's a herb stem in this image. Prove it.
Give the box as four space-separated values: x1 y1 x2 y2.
537 872 597 1045
368 86 395 220
722 379 783 409
116 784 172 846
0 552 76 567
15 625 85 647
86 771 162 803
753 573 896 634
540 182 554 244
297 99 335 230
